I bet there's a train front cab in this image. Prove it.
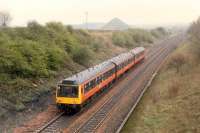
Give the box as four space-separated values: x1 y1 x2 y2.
56 83 82 111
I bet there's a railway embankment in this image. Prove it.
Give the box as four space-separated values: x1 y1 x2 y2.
122 19 200 132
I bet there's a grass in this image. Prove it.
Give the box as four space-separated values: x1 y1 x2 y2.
122 42 200 133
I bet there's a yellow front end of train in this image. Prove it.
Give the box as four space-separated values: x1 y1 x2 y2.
56 84 82 111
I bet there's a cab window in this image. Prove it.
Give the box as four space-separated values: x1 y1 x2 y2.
57 85 78 98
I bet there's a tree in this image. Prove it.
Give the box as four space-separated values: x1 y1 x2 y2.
188 17 200 57
66 25 74 33
0 11 12 27
168 53 186 73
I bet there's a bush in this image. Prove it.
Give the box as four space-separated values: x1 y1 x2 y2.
129 29 154 43
90 38 104 52
46 46 67 70
151 27 167 39
168 79 180 99
73 46 93 66
26 21 48 41
112 32 127 47
112 28 158 48
188 17 200 43
0 43 32 78
167 53 187 73
188 17 200 57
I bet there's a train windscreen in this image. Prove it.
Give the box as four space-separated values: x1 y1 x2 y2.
57 85 78 98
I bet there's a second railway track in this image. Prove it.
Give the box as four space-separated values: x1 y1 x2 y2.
73 37 172 133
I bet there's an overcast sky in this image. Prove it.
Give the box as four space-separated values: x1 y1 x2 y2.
0 0 200 26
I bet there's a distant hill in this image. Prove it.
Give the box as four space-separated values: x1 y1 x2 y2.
102 18 129 31
72 18 130 31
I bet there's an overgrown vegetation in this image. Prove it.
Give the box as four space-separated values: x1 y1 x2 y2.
0 22 98 111
188 17 200 57
112 27 167 48
0 21 167 112
122 18 200 133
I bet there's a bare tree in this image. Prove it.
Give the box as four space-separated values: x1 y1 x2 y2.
0 11 12 27
168 53 186 73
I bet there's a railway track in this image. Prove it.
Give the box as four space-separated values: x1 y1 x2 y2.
115 43 172 133
34 35 184 133
101 35 185 132
73 37 172 133
34 112 65 133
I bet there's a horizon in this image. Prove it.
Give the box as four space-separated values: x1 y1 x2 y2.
0 0 199 27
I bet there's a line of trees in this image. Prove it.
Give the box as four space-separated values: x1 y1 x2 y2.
188 17 200 57
112 27 168 48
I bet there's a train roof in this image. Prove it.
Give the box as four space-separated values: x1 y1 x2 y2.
109 52 134 65
130 47 145 55
62 61 115 84
61 47 145 85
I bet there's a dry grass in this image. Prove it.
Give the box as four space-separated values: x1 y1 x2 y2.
122 43 200 133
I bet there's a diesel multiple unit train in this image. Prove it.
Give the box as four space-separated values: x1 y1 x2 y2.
56 47 145 112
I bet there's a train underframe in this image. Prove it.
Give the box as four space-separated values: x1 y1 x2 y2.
57 103 82 114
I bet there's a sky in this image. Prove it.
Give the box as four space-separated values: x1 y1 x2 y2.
0 0 200 26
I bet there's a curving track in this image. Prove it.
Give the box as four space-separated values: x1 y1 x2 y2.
34 34 185 133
